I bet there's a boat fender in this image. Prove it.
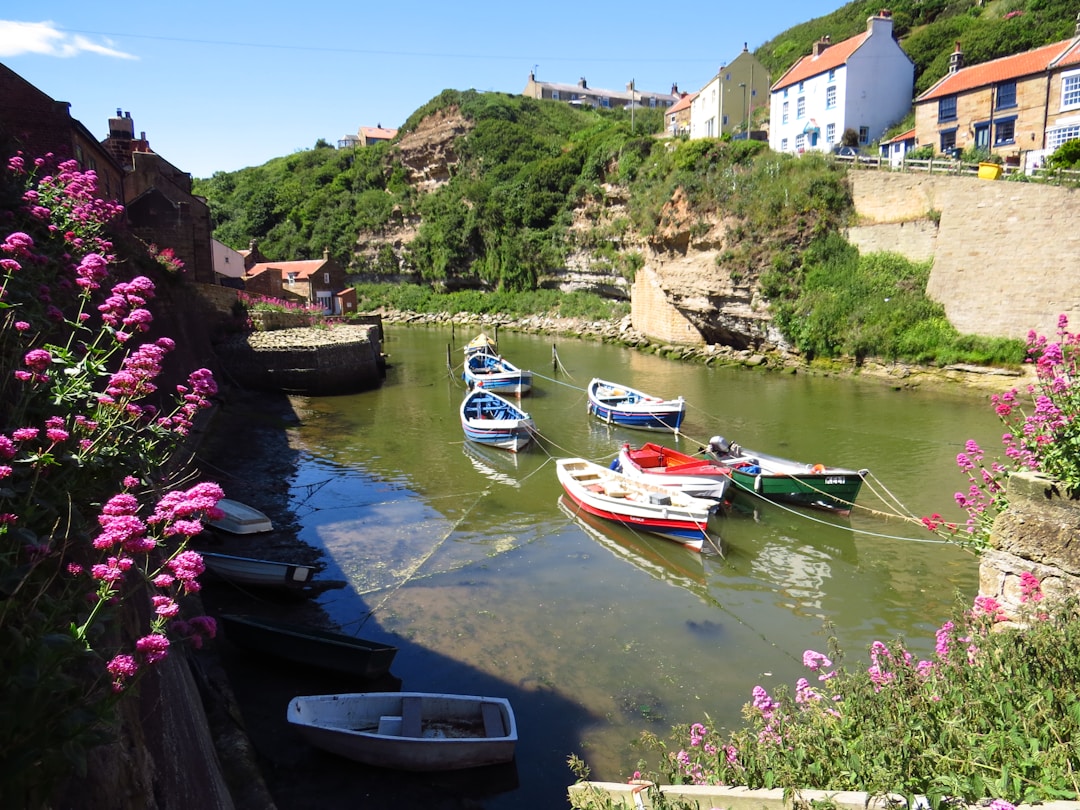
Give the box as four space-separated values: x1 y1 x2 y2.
812 463 825 473
755 475 763 492
609 457 621 472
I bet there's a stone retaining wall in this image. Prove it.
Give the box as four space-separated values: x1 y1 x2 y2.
215 324 384 395
980 471 1080 616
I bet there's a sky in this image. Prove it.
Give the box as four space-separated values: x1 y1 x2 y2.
1 1 843 179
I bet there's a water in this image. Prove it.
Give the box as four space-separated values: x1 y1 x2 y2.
282 324 1003 807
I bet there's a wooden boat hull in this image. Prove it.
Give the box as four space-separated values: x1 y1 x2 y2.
200 551 316 587
287 692 517 771
555 457 716 551
460 389 535 453
220 614 397 678
207 498 273 534
586 378 685 432
616 443 730 502
706 437 865 513
463 350 532 396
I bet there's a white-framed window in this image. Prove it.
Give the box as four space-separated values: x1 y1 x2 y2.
552 90 560 100
828 68 836 82
1063 70 1080 109
795 133 805 151
781 138 789 150
798 81 804 92
826 123 836 143
826 85 837 109
858 126 869 144
286 272 297 285
796 96 806 119
1047 122 1080 148
782 101 789 124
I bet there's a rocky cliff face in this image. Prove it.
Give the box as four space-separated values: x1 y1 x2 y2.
352 108 782 348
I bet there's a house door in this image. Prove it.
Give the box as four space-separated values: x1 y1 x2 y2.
974 123 990 151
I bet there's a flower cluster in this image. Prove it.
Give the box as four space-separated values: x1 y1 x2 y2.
646 580 1077 807
1 154 223 796
147 243 185 274
924 316 1080 552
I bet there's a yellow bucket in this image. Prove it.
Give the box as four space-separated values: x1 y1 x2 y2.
978 162 1002 181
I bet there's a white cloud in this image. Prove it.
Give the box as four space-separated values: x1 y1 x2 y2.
0 20 137 60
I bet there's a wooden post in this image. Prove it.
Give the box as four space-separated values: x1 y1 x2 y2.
446 344 451 372
552 343 557 372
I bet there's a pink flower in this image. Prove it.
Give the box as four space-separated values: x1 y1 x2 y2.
106 654 140 692
23 348 52 373
136 633 170 665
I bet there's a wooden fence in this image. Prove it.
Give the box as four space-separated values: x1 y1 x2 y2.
834 153 1080 184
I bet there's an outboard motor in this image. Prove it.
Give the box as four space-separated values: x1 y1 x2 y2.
709 436 731 455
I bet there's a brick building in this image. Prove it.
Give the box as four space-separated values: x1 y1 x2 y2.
244 249 353 315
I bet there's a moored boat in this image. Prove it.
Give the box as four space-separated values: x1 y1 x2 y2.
615 442 731 503
463 349 533 396
555 457 720 552
586 378 685 432
207 498 273 535
219 614 398 678
704 435 866 514
460 389 536 453
200 551 317 588
287 692 517 771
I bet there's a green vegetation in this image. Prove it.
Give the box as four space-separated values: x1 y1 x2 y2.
351 283 628 321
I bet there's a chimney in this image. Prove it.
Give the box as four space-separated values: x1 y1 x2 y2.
671 83 679 96
868 8 893 34
949 41 964 73
743 41 748 52
578 77 587 89
813 36 832 56
1075 10 1079 36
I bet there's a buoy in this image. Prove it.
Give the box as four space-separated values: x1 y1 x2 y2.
812 463 825 473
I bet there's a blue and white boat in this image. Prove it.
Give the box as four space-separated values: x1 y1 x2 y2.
462 349 533 396
586 378 685 432
460 389 536 453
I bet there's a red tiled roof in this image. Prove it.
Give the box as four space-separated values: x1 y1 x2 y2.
359 126 398 140
772 31 869 91
917 38 1077 101
245 259 327 279
1050 38 1080 68
668 93 696 114
881 127 916 144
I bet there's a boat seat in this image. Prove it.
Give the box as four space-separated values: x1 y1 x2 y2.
400 696 423 737
480 702 505 738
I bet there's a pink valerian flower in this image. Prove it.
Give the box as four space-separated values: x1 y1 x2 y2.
106 654 139 692
751 685 777 721
988 801 1016 810
135 633 170 664
795 677 823 704
973 595 1009 623
935 621 955 657
167 549 205 593
91 555 134 585
149 481 224 526
74 252 110 290
22 348 51 372
1 231 34 256
152 596 180 618
688 722 708 747
0 435 14 459
1019 570 1044 603
12 427 38 442
98 276 156 329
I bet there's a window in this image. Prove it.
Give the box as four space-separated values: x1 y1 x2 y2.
796 96 806 119
551 90 560 100
940 128 957 151
826 123 836 143
938 95 957 122
796 134 806 151
782 101 789 124
1063 71 1080 109
781 138 789 150
995 81 1016 109
798 81 804 92
287 272 297 285
828 69 836 81
323 272 330 283
725 73 731 81
858 126 869 144
993 117 1016 145
826 85 837 109
1048 122 1080 148
722 115 728 125
600 97 610 108
783 88 788 98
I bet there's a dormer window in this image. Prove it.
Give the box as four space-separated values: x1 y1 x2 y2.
287 272 297 285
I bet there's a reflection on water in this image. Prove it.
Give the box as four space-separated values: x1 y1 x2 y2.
276 325 1001 805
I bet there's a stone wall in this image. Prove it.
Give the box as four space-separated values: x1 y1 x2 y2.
848 172 1080 341
215 325 384 395
845 219 938 263
980 471 1080 617
631 266 705 346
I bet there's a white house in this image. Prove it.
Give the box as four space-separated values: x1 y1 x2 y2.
211 238 245 285
768 10 914 155
879 127 917 166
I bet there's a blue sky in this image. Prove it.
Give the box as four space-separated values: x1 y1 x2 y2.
1 1 841 178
